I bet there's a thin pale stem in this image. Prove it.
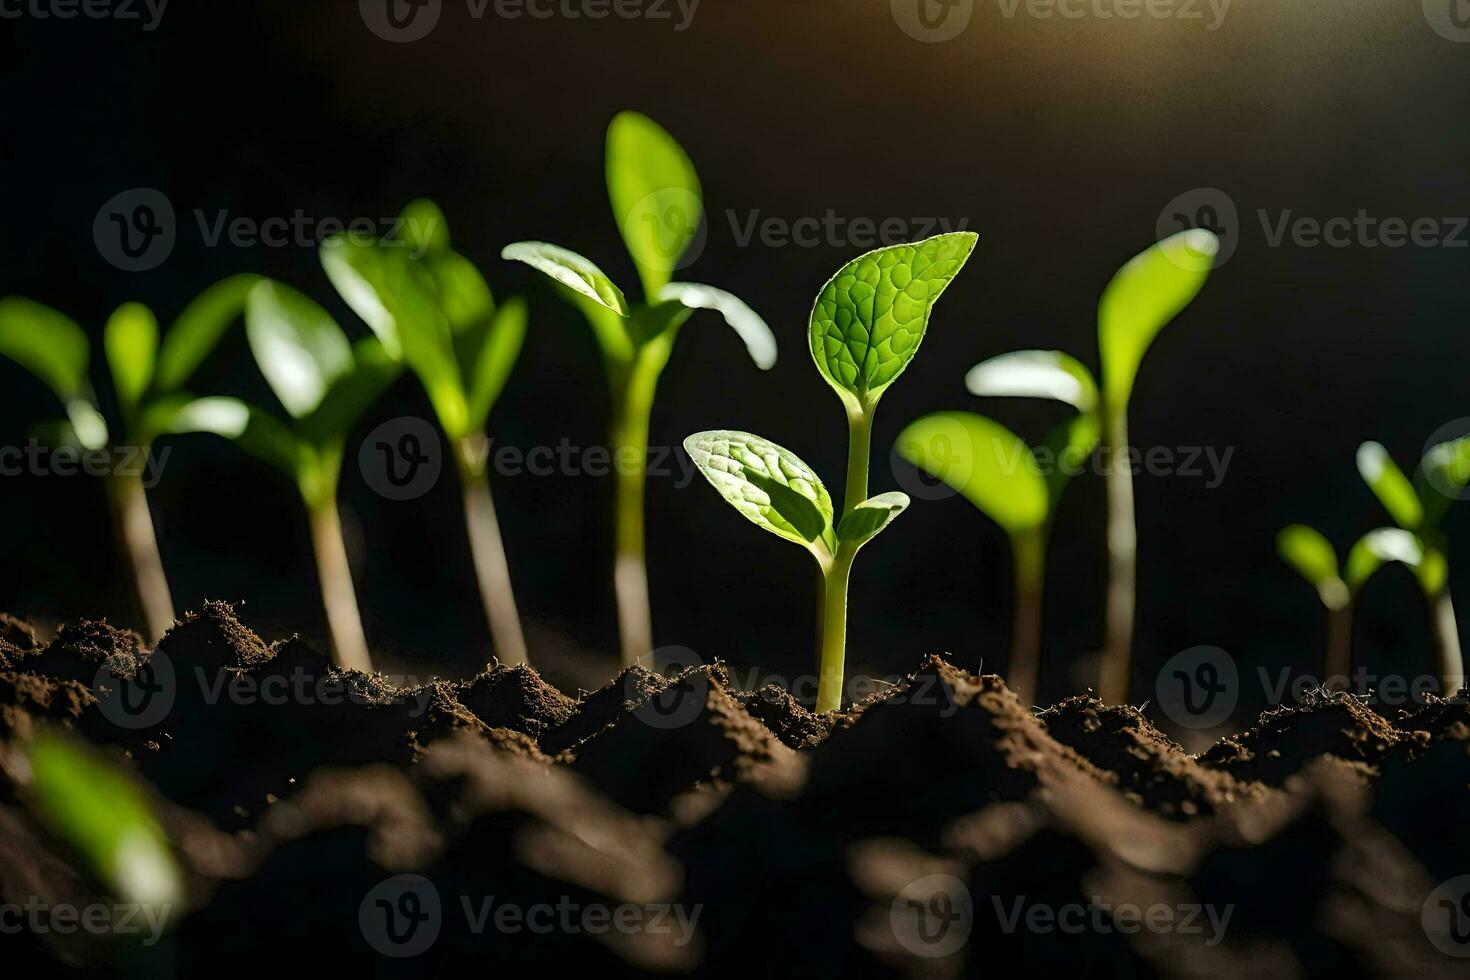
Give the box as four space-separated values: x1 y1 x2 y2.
1324 602 1352 690
454 435 527 666
1100 407 1136 704
843 401 875 515
105 466 176 643
1009 528 1047 707
306 496 372 672
610 341 669 666
817 544 856 713
1431 585 1465 695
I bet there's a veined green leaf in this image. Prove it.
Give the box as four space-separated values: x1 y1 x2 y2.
966 349 1098 414
684 430 834 551
245 280 354 419
809 233 978 406
155 274 260 391
104 302 158 416
1098 229 1218 408
836 491 911 547
607 111 703 298
1277 524 1349 611
661 282 776 370
398 197 451 256
465 297 528 429
502 241 630 318
896 411 1048 535
26 735 183 909
0 297 93 401
1356 441 1424 530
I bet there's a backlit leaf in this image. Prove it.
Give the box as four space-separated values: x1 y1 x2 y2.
684 430 834 551
896 411 1048 535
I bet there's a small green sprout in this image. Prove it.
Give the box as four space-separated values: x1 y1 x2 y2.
503 111 776 665
322 199 531 666
896 351 1101 704
0 277 259 641
25 734 183 912
1354 437 1470 692
687 234 977 712
191 280 400 671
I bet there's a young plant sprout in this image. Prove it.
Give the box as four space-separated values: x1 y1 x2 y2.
895 350 1101 704
1354 437 1470 692
0 277 259 641
503 111 776 665
686 234 977 712
321 199 531 666
191 279 400 671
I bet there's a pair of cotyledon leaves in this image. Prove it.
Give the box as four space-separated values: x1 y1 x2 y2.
894 229 1218 538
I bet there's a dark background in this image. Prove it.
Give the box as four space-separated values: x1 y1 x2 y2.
2 0 1467 733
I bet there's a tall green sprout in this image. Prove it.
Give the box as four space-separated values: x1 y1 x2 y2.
896 351 1100 704
504 112 775 665
0 277 258 640
322 200 531 666
686 234 976 712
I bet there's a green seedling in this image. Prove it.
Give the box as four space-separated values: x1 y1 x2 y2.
188 279 399 671
1277 523 1426 685
687 234 977 712
503 111 776 665
322 199 531 666
25 733 183 911
896 350 1101 704
0 277 259 641
967 230 1219 702
1354 437 1470 692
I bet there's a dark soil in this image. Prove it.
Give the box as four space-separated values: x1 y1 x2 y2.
1 605 1467 977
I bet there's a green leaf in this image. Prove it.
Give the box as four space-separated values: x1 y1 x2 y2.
502 241 630 318
103 302 158 416
1356 441 1424 530
155 273 260 391
684 430 835 551
895 411 1049 535
1098 229 1219 408
465 296 528 429
245 280 354 419
26 735 183 909
1345 527 1425 591
0 297 93 401
399 197 451 256
809 233 978 406
607 111 703 298
562 284 636 365
836 491 911 547
1417 435 1470 531
427 250 495 334
660 282 777 370
1038 411 1100 509
966 349 1098 414
300 338 402 447
1277 524 1349 610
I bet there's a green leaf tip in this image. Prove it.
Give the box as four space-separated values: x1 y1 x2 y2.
502 241 630 318
1277 524 1348 610
966 349 1098 414
660 282 776 370
1356 440 1424 530
896 411 1049 535
809 232 978 405
683 430 834 551
607 111 704 298
837 491 911 547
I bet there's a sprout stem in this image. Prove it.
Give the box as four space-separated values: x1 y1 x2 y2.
817 542 857 713
609 341 669 666
1324 603 1352 689
104 468 175 643
454 435 528 667
1010 528 1046 706
1431 585 1465 695
843 402 875 515
306 497 372 672
1100 407 1136 704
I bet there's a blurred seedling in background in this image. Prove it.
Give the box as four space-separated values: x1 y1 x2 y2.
504 111 776 666
322 199 531 666
187 280 400 671
1354 436 1470 692
687 234 977 712
21 733 182 918
0 277 259 641
896 351 1100 705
